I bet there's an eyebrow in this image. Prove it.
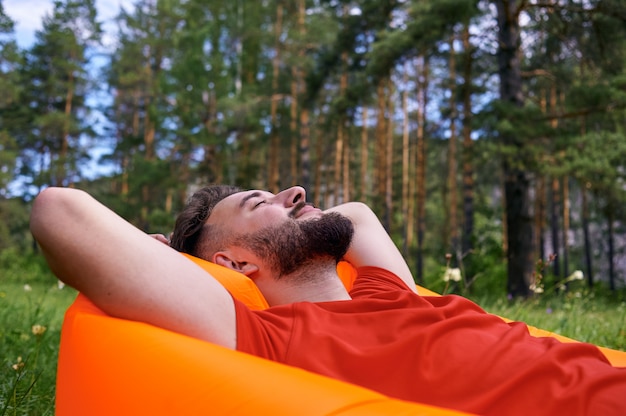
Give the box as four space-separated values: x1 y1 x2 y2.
239 191 262 208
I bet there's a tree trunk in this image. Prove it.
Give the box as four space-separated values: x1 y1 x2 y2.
268 3 283 193
550 177 561 278
290 67 299 186
313 112 325 207
607 205 616 291
580 114 593 288
334 51 348 204
343 131 351 202
461 24 474 260
415 56 429 284
385 82 394 234
562 177 570 277
495 0 534 297
61 70 74 187
360 107 370 203
292 0 307 188
581 183 593 287
300 107 311 193
375 78 388 229
334 122 345 204
447 35 459 262
402 67 411 257
534 176 546 262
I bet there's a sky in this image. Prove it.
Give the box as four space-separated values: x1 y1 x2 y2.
3 0 135 48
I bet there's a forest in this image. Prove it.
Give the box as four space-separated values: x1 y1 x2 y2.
1 0 625 297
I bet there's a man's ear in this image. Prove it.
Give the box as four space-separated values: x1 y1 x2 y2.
213 252 259 277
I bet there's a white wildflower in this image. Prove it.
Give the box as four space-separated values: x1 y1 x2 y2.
32 324 47 336
450 268 462 282
23 284 32 292
443 268 462 283
12 356 24 371
571 270 584 281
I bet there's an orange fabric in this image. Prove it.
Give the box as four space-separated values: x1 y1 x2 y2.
181 253 269 309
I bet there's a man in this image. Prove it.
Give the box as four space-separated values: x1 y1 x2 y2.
30 185 625 416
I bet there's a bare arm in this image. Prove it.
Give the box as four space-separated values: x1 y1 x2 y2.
326 202 418 293
30 187 237 348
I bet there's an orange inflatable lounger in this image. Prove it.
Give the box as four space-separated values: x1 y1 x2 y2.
55 255 626 416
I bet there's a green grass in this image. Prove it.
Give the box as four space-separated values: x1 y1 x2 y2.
0 279 76 416
469 286 626 351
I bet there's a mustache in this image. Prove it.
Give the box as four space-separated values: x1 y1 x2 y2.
289 201 312 218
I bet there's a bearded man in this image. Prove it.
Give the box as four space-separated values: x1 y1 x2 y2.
30 185 626 416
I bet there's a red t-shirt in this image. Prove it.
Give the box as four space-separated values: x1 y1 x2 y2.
235 266 626 415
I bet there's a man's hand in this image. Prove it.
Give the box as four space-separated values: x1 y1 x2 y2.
150 234 170 245
326 202 417 293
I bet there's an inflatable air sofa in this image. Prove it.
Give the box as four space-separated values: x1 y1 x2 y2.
56 255 626 415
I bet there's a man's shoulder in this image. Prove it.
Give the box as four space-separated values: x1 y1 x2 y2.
351 266 415 296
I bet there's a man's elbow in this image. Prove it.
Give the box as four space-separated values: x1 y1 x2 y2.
30 187 79 243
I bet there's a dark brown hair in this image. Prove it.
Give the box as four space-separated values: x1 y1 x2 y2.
170 185 242 259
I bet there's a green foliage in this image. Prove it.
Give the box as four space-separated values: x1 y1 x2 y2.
564 131 626 202
0 197 32 252
0 249 53 286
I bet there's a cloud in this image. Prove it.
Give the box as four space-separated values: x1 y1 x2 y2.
3 0 135 48
3 0 53 47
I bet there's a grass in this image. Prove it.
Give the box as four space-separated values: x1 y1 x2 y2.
0 278 76 416
470 286 626 351
0 262 624 415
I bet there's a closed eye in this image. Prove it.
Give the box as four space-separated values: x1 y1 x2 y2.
253 200 266 209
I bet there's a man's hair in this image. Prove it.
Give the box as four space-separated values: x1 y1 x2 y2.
170 185 242 259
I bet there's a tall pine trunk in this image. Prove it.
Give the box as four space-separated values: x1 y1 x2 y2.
461 25 475 263
415 56 429 284
447 35 459 262
297 0 311 193
581 183 593 287
375 78 389 230
550 177 561 278
495 0 534 297
402 67 411 258
360 107 370 203
268 4 283 193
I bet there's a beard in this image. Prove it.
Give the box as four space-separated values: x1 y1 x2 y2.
235 212 354 278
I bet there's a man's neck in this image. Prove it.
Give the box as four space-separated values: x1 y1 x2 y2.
257 262 351 306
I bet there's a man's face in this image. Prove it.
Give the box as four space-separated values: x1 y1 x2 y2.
208 187 354 277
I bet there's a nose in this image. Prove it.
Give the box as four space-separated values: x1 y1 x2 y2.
274 186 306 207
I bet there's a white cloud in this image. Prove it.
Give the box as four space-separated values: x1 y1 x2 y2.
3 0 134 48
4 0 53 47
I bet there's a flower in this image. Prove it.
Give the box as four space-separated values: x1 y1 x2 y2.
443 268 462 282
32 324 47 336
529 283 544 294
12 356 24 371
23 284 32 292
571 270 584 281
450 268 462 282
